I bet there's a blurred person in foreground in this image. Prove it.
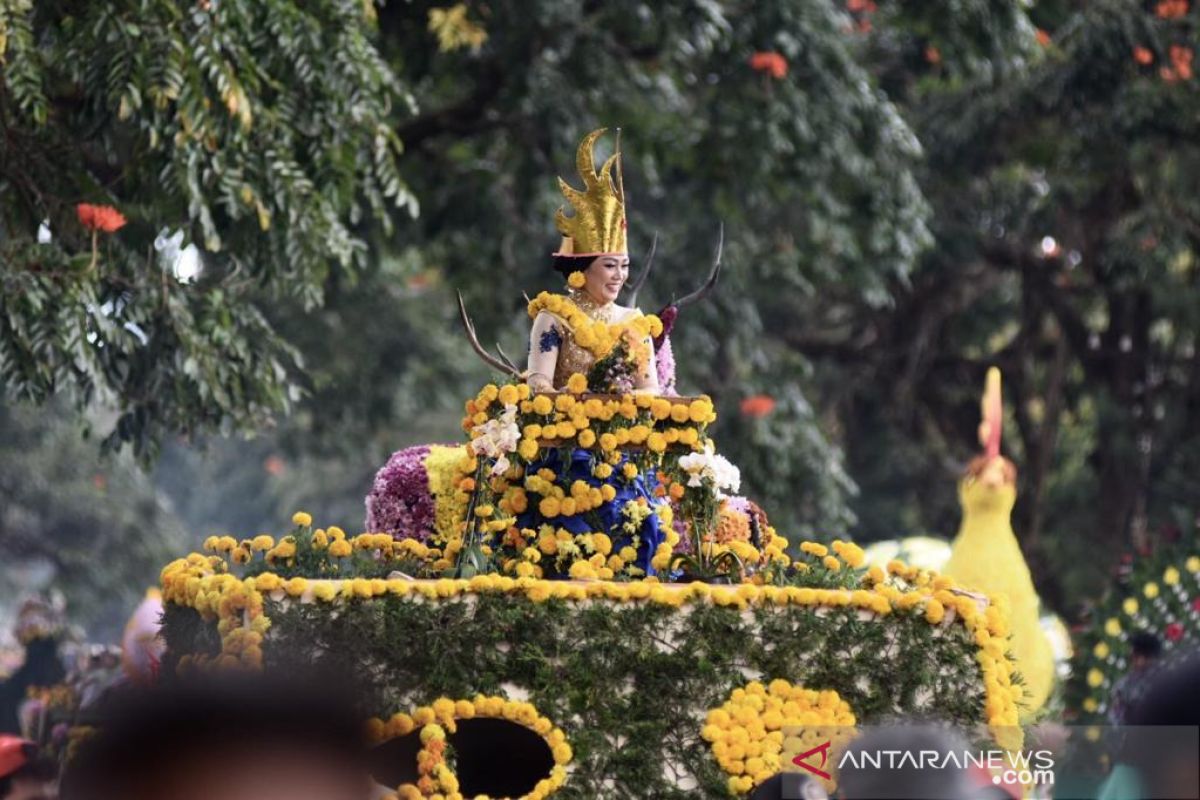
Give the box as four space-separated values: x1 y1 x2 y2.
1107 631 1163 726
836 725 1005 800
1098 645 1200 800
60 675 373 800
0 736 55 800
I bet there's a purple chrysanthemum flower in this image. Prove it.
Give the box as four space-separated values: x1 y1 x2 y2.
364 444 437 541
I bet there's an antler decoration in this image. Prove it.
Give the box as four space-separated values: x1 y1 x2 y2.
457 291 525 379
626 231 657 308
675 222 723 308
978 366 1003 459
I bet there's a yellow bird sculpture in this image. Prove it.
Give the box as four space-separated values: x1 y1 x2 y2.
943 368 1056 714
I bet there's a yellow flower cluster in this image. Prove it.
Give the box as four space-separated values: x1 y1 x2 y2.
170 522 1020 754
426 444 473 543
526 291 663 360
702 680 856 796
371 695 570 800
161 555 267 671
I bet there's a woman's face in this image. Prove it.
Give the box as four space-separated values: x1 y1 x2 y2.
584 255 630 304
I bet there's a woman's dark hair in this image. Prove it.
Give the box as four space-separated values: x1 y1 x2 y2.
551 254 599 278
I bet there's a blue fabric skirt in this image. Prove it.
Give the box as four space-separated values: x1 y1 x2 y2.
516 448 666 576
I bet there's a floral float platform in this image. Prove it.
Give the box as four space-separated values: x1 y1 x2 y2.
157 129 1026 799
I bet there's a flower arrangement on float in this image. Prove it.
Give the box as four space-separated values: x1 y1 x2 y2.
444 373 785 584
1067 543 1200 722
158 510 1025 798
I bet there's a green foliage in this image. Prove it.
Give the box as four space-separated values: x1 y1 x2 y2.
162 589 989 798
0 402 187 639
0 0 413 456
790 0 1200 616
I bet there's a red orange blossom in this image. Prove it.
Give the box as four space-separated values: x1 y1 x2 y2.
76 203 127 233
749 51 788 80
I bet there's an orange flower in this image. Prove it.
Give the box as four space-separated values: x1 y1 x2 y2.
1172 45 1194 78
924 46 942 65
1035 29 1051 47
749 51 788 79
1161 45 1193 82
76 203 127 233
1133 46 1155 65
740 394 776 418
1155 0 1188 20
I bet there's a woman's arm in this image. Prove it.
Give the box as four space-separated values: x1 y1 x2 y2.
527 311 562 392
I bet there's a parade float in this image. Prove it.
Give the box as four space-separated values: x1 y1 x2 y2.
157 130 1026 799
1067 541 1200 723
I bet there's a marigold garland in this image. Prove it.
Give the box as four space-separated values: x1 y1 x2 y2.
702 680 856 796
163 520 1021 753
526 292 663 361
370 695 571 800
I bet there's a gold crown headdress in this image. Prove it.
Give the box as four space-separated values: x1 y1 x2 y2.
552 128 627 257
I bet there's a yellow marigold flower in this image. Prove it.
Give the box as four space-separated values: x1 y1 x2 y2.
284 577 308 597
312 582 336 602
498 384 520 406
598 433 618 452
1093 641 1110 659
924 599 945 624
216 535 237 552
1187 556 1200 572
566 373 588 394
622 462 638 479
474 504 494 518
419 723 446 744
328 525 346 540
866 565 885 584
568 561 597 580
251 535 275 551
573 428 596 449
647 432 667 453
670 403 690 423
328 539 352 558
1105 617 1121 637
823 555 841 571
800 542 828 558
688 399 712 423
531 395 553 415
1123 597 1138 616
312 530 329 548
203 535 219 552
1164 566 1181 586
538 496 560 518
1083 697 1099 713
567 271 586 289
1143 582 1159 599
1087 668 1105 688
592 533 613 556
291 511 313 527
231 546 252 564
